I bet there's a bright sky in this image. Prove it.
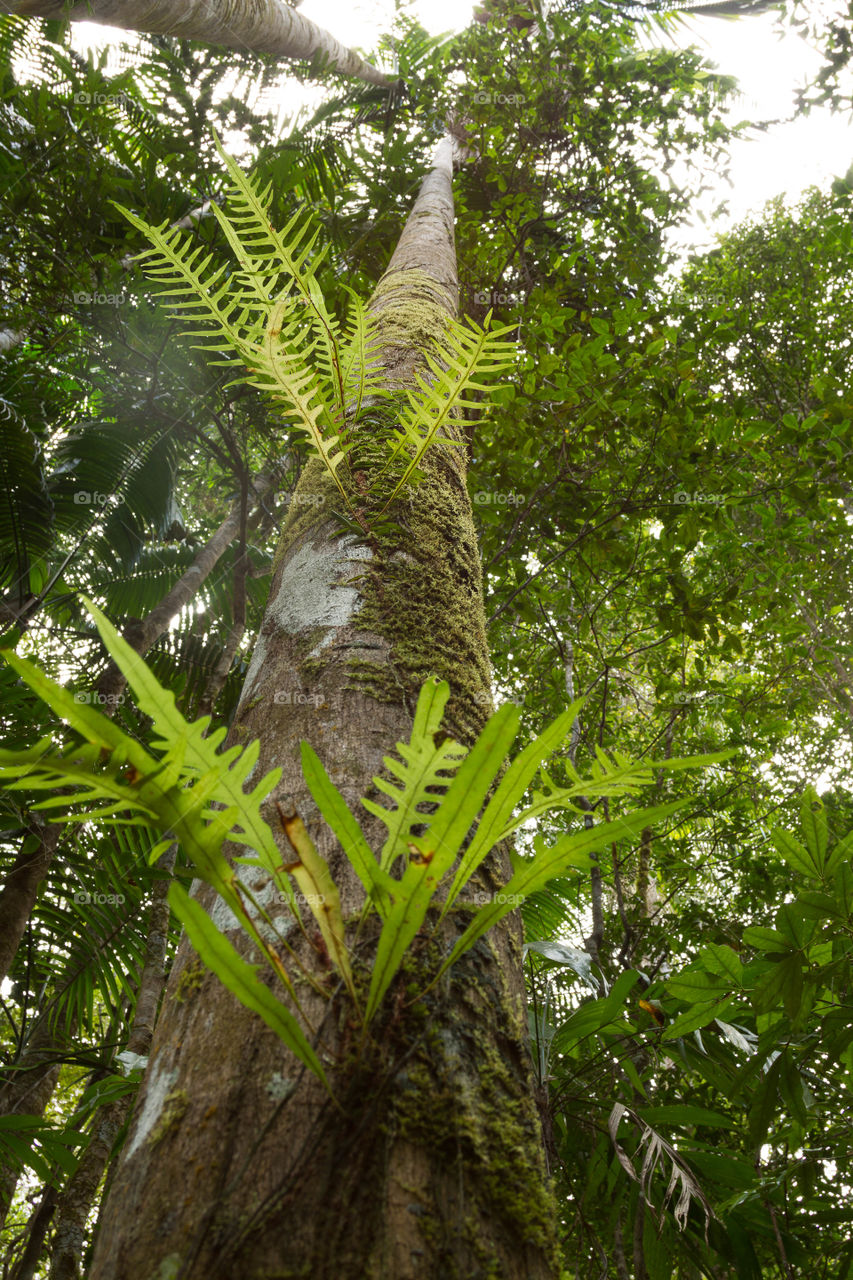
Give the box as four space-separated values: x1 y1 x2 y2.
300 0 853 252
70 0 852 255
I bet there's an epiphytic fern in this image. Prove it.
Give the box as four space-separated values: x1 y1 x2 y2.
0 605 729 1090
118 134 516 513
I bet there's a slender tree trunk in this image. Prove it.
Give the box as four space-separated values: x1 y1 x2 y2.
96 472 277 705
89 137 559 1280
0 1013 77 1229
0 817 59 984
0 0 394 87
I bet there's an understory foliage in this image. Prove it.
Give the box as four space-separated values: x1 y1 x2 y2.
1 1 852 1278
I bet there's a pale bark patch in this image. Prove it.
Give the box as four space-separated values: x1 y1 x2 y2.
124 1061 178 1160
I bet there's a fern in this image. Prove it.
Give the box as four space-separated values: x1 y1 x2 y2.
382 309 517 505
0 606 731 1091
118 136 517 515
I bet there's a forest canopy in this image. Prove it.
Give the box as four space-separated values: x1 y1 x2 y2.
0 1 852 1277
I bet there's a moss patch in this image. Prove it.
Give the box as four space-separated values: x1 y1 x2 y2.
171 956 206 1003
147 1089 189 1147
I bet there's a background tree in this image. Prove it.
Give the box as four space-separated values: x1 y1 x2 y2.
1 1 852 1277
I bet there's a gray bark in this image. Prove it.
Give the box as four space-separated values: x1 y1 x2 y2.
0 0 394 86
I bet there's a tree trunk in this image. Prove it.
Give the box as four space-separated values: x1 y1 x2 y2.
96 471 277 705
0 1012 77 1229
0 817 59 984
0 0 394 87
88 137 559 1280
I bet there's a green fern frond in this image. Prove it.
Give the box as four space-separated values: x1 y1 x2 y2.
211 135 346 417
118 205 352 501
247 298 352 501
338 291 388 420
383 310 517 505
360 680 466 872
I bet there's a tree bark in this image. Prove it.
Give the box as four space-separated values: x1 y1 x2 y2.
0 0 394 87
88 137 559 1280
0 817 60 984
0 1013 77 1229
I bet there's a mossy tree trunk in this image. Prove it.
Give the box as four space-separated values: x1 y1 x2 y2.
88 137 559 1280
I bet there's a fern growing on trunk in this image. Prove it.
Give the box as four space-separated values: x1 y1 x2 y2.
118 135 516 512
0 602 729 1095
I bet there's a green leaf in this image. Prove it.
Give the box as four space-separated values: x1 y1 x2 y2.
772 827 820 879
442 697 585 915
699 944 743 984
742 925 791 953
748 1054 783 1147
661 1002 723 1041
800 786 828 870
435 802 683 982
754 953 803 1018
637 1104 735 1130
361 679 465 874
300 741 393 917
169 883 328 1089
667 971 733 1002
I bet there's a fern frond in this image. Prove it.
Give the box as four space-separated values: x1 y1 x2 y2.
361 679 466 873
247 299 352 501
120 210 245 352
339 291 388 420
119 207 351 501
383 310 517 505
212 135 346 418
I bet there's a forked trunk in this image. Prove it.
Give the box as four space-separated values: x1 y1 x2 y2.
89 138 559 1280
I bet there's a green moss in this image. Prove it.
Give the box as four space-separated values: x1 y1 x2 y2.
147 1089 189 1147
369 268 457 355
172 956 206 1003
342 447 492 745
386 994 560 1275
148 1255 182 1280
